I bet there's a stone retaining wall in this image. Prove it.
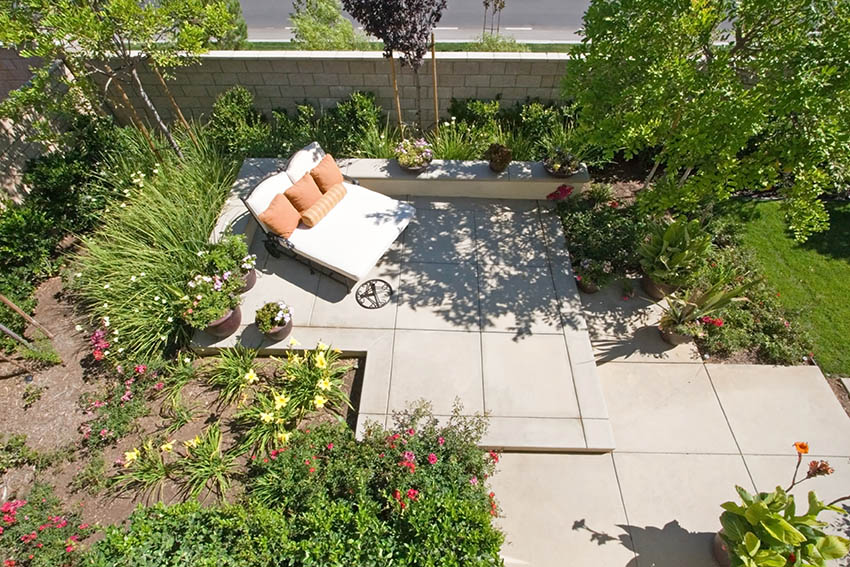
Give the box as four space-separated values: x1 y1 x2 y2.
131 51 568 125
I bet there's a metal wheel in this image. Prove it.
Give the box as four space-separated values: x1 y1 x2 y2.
355 279 393 309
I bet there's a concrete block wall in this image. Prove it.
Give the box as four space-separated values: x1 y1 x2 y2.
131 51 568 125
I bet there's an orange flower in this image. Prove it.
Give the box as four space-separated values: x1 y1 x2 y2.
794 442 809 455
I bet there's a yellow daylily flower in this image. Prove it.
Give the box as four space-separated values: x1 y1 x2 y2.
288 337 300 347
160 440 174 453
244 369 259 384
274 392 290 410
276 431 291 445
332 347 342 354
275 417 285 424
315 351 328 369
316 341 329 351
183 435 200 449
124 448 140 466
259 412 274 423
313 394 328 409
317 377 332 391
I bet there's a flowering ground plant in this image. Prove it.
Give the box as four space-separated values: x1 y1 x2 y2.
0 483 94 567
659 276 754 336
574 257 617 289
273 340 351 422
254 301 293 334
180 270 244 329
718 442 849 567
394 138 433 169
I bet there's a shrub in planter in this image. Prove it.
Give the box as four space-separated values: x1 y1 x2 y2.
395 137 433 171
254 301 293 339
204 234 257 290
484 142 512 172
639 217 712 293
717 442 849 567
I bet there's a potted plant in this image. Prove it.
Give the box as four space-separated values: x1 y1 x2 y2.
715 441 849 567
543 148 581 178
255 301 293 341
657 277 753 345
395 138 433 173
639 217 712 300
204 234 258 292
181 271 245 337
574 258 616 294
484 143 512 173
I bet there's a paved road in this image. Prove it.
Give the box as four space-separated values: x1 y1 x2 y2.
242 0 590 42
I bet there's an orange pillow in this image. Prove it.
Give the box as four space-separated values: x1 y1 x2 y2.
258 193 302 238
301 183 347 227
285 173 323 212
310 154 344 193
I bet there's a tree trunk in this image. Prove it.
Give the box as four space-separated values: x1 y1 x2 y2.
482 5 488 35
497 9 501 35
642 157 661 190
431 33 439 133
151 63 199 148
106 70 163 161
388 55 403 127
130 66 183 158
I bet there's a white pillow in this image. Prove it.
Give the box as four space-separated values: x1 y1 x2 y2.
285 142 326 183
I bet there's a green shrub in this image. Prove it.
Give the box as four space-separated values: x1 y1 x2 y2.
291 0 372 50
70 127 238 360
78 364 157 448
427 117 493 160
319 91 384 155
0 483 94 566
0 203 58 278
206 86 273 157
469 33 530 52
639 217 713 287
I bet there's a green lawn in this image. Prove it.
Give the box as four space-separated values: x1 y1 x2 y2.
243 41 574 53
732 200 850 376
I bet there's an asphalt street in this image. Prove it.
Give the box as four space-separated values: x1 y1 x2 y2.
242 0 590 42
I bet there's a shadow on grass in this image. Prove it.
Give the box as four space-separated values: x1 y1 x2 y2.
802 203 850 262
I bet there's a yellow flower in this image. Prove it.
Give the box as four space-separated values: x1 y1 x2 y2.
315 351 327 369
316 341 329 351
275 417 285 424
313 394 328 409
160 440 174 453
274 392 290 410
276 431 291 445
244 369 259 384
317 377 332 391
183 435 200 449
288 337 300 347
124 448 140 466
260 412 274 423
332 347 342 354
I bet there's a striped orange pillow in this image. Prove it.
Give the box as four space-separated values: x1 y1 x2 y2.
301 183 347 227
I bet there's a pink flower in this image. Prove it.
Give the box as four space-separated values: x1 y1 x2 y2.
78 523 89 530
575 275 582 282
438 436 445 446
66 545 74 553
427 453 438 464
407 488 419 501
153 382 164 391
488 450 500 463
326 443 334 450
99 429 108 437
407 428 415 436
469 476 478 486
403 451 415 462
134 364 147 374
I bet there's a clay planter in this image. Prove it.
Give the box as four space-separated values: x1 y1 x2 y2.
659 325 693 346
204 306 242 338
641 276 677 301
240 268 257 293
712 532 731 567
398 161 430 174
577 278 600 294
264 319 293 341
543 161 580 178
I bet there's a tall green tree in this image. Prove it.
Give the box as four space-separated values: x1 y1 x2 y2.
0 0 235 156
291 0 370 50
217 0 249 49
566 0 850 240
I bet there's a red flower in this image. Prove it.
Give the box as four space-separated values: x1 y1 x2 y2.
392 489 402 501
407 489 419 501
609 200 619 208
788 553 796 564
308 467 315 474
427 453 438 465
326 443 334 450
5 560 16 567
575 275 582 282
407 428 415 436
92 350 104 361
134 364 147 374
713 318 724 327
438 436 445 446
488 450 500 463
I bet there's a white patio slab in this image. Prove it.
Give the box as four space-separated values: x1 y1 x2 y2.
194 162 611 451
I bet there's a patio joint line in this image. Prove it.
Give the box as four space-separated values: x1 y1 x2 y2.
383 218 408 417
703 363 758 492
609 453 640 565
472 206 488 413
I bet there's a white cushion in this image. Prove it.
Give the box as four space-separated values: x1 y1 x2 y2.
287 182 415 281
245 171 293 233
285 142 326 183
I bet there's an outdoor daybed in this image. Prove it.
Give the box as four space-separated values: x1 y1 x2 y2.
242 142 415 287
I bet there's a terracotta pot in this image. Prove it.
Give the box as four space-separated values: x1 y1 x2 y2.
543 161 580 178
264 319 293 341
204 306 242 338
712 532 731 567
398 161 430 174
240 268 256 293
577 278 600 294
659 326 693 346
641 276 678 301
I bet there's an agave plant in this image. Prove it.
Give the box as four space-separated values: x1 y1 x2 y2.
659 276 755 333
639 217 712 287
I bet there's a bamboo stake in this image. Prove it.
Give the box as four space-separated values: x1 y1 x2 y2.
0 351 30 374
0 323 31 349
389 54 403 127
431 32 439 132
0 294 53 339
151 64 199 148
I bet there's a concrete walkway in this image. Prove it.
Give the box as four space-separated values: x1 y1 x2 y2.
195 161 612 451
492 281 850 567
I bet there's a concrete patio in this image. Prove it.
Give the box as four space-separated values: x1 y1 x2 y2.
194 160 612 451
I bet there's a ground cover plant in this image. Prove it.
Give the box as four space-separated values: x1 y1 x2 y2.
716 200 849 375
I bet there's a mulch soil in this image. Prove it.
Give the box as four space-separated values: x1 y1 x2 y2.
0 276 362 529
